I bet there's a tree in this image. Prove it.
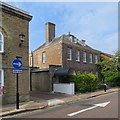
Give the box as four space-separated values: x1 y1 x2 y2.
96 50 120 86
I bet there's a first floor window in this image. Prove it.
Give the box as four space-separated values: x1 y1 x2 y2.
83 52 87 62
89 54 93 63
67 48 72 60
76 50 80 61
42 52 46 63
0 32 4 52
0 69 4 86
95 55 98 63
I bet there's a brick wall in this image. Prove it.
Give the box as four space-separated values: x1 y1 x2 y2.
1 4 32 104
32 71 50 92
32 42 63 67
62 41 100 74
31 65 61 92
30 38 100 75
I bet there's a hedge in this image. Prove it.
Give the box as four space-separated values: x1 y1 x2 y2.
68 73 99 93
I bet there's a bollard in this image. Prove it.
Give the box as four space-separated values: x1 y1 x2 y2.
104 83 107 92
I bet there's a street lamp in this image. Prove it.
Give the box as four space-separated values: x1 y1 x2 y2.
19 33 25 47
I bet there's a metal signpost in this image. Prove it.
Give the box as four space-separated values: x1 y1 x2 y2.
12 57 22 109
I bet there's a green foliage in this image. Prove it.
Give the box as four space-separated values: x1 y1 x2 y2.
97 82 104 90
96 50 120 87
105 72 120 87
68 73 98 93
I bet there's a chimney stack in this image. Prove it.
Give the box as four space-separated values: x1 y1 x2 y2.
45 22 55 44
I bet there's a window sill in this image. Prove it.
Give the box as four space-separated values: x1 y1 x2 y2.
67 59 72 61
76 60 80 63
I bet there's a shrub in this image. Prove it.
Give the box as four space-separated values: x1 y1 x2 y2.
68 73 99 93
105 72 120 87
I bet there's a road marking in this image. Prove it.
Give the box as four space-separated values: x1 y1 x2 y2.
67 101 110 117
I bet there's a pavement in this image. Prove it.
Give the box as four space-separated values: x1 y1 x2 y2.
0 87 119 117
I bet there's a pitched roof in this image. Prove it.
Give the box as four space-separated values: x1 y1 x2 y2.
33 34 100 53
100 52 113 58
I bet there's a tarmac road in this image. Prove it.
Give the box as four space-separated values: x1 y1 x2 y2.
11 91 119 119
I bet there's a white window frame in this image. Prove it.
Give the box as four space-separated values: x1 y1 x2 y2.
83 70 87 74
0 69 4 86
30 56 33 66
77 71 80 74
83 52 87 62
0 32 4 53
95 54 98 64
67 48 72 60
42 52 46 63
89 54 93 63
76 50 80 62
96 72 98 77
90 71 93 74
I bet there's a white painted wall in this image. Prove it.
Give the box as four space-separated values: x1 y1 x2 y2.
53 83 75 95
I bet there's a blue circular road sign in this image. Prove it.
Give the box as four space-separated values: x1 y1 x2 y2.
12 59 23 69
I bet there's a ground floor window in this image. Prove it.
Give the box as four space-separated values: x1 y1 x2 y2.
77 71 80 74
0 69 4 86
96 72 98 77
83 70 87 74
90 71 93 74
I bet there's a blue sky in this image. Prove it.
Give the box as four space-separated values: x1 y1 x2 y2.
8 2 118 54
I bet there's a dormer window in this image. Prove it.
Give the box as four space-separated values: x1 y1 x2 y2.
81 40 86 46
73 38 77 43
0 32 4 53
69 36 77 43
69 36 73 43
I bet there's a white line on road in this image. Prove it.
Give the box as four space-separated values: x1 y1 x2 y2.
67 101 110 117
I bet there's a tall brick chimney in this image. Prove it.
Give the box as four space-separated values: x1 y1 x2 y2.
45 22 55 44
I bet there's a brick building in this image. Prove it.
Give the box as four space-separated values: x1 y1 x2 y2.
29 22 101 92
100 52 112 59
0 2 32 104
30 22 100 75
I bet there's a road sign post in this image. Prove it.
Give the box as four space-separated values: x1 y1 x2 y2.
12 57 22 109
16 73 19 109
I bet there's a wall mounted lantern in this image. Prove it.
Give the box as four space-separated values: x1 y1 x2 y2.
19 33 25 47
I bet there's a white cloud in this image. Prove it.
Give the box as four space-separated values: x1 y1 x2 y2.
6 2 117 54
55 2 118 54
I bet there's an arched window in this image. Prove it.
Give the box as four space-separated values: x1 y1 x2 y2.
0 32 4 52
